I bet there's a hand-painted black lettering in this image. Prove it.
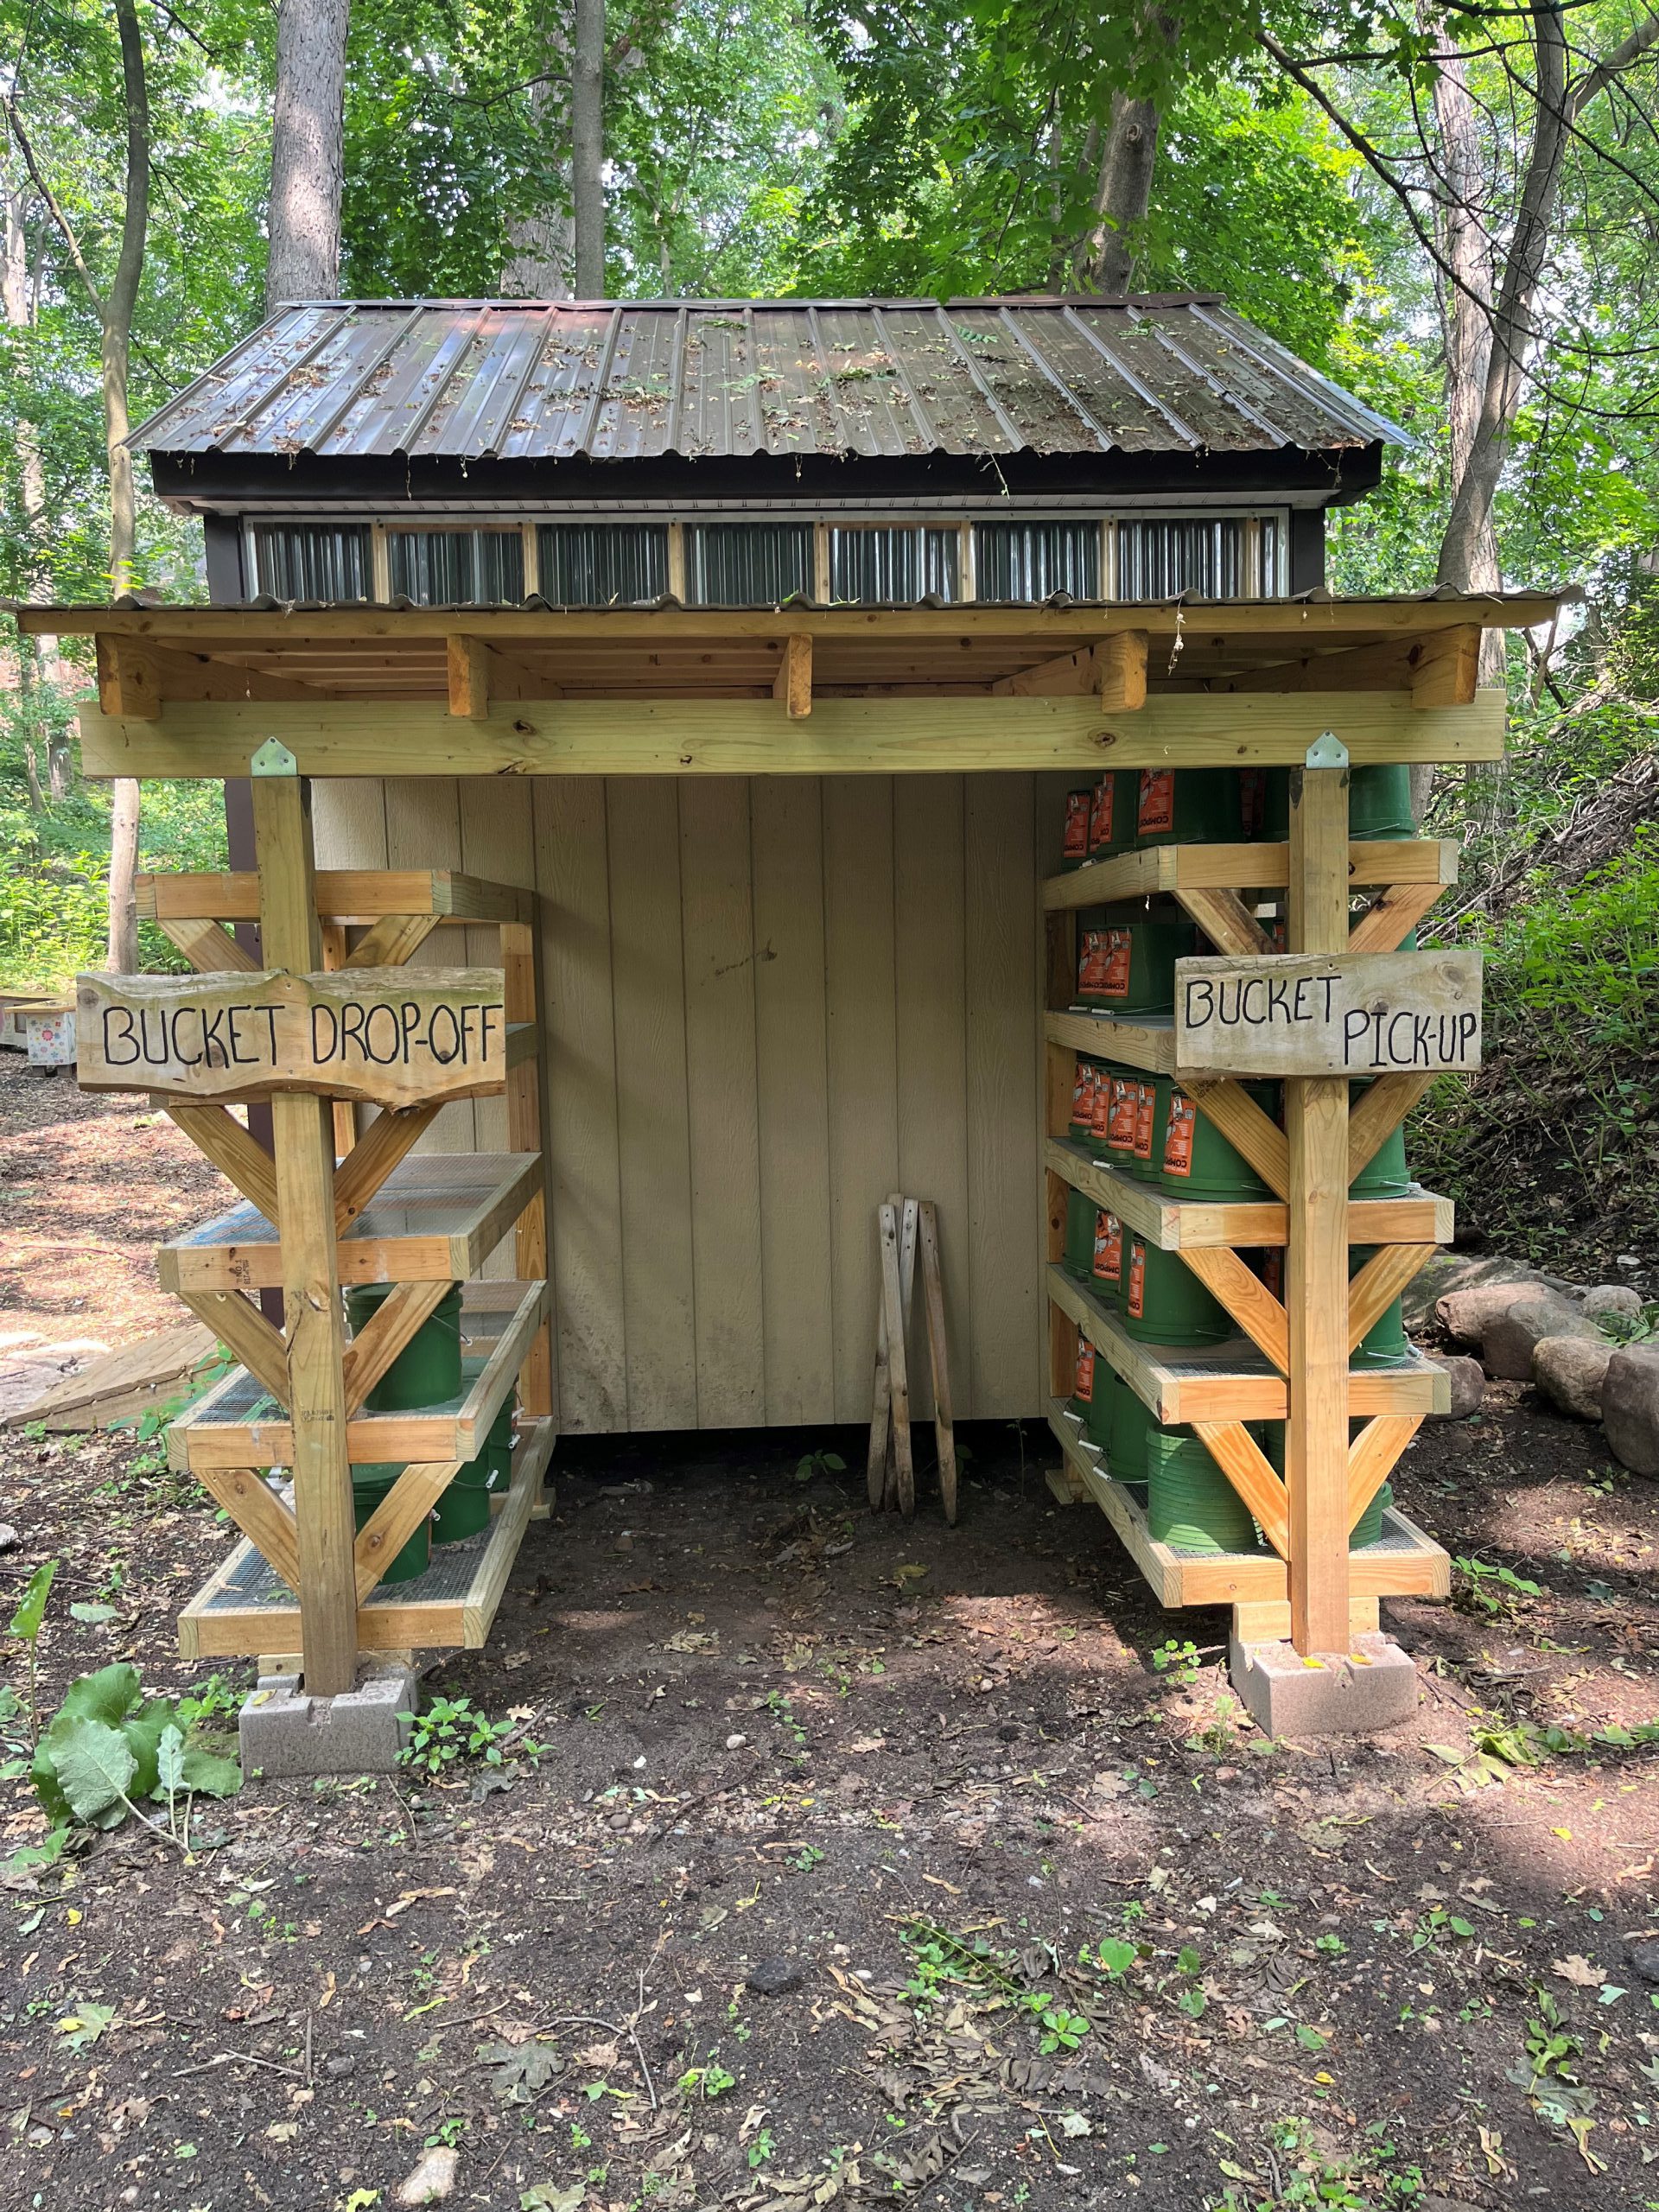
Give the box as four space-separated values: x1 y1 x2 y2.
400 1001 422 1064
428 1003 461 1065
365 1001 401 1064
311 1004 340 1062
102 1006 139 1066
1184 978 1215 1029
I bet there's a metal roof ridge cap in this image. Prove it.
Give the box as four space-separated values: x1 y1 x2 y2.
995 304 1116 451
399 303 494 454
1127 305 1287 447
301 304 430 456
867 302 939 449
927 305 1027 449
1187 302 1410 448
1057 303 1202 448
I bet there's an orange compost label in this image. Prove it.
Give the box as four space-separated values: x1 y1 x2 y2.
1070 1057 1096 1128
1107 1074 1139 1151
1074 1331 1096 1402
1137 769 1175 838
1062 789 1090 861
1093 1211 1122 1287
1133 1079 1156 1162
1163 1089 1197 1178
1127 1239 1147 1319
1088 778 1116 853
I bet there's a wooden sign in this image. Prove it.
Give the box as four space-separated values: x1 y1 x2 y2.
76 968 508 1107
1173 950 1482 1077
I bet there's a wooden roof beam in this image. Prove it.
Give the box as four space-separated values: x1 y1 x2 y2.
991 630 1147 709
773 632 812 718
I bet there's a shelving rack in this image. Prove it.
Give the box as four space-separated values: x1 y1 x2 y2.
1041 789 1454 1651
131 790 552 1684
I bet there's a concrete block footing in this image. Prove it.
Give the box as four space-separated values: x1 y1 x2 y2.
239 1662 419 1778
1229 1630 1419 1738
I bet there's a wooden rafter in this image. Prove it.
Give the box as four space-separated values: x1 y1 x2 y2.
1186 1079 1289 1200
353 1459 465 1599
1348 880 1446 955
1174 885 1276 958
1348 1073 1434 1183
334 1103 442 1234
196 1465 300 1591
341 912 442 969
156 917 261 976
175 1288 290 1408
1347 1414 1423 1529
1348 1244 1434 1353
167 1103 279 1224
1179 1246 1289 1371
773 632 812 719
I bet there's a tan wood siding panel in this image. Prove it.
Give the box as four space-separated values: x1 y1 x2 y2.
312 780 390 1157
382 779 477 1157
894 775 969 1419
751 778 835 1425
966 772 1040 1416
823 778 900 1423
608 780 698 1429
534 778 626 1431
459 776 537 1273
680 779 766 1425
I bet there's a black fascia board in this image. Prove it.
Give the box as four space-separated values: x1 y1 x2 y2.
147 442 1383 512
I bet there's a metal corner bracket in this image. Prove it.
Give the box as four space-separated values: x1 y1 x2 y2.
1305 731 1349 770
251 739 298 778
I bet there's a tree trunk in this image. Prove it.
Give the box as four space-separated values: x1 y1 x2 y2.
105 0 149 969
1427 34 1499 596
106 776 141 972
267 0 352 309
1075 92 1160 293
503 6 575 296
571 0 605 296
1437 2 1567 590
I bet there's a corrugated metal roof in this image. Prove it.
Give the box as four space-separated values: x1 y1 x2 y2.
130 296 1408 466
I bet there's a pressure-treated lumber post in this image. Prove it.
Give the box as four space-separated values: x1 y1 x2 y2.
501 916 552 1419
1284 743 1351 1656
251 741 358 1697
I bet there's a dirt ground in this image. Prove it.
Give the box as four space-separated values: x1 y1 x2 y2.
4 1089 1659 2212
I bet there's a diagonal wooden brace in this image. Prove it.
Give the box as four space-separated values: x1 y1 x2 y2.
1175 885 1277 958
1186 1078 1290 1200
166 1103 279 1224
1347 1414 1423 1531
175 1288 290 1407
156 916 261 976
197 1465 301 1590
340 1278 455 1417
1192 1420 1289 1560
1348 1073 1434 1184
1348 880 1445 955
333 1102 442 1233
353 1459 464 1599
1348 1244 1433 1354
342 912 443 969
1179 1246 1289 1372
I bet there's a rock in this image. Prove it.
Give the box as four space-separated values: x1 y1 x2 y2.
1425 1351 1484 1420
1402 1251 1475 1332
323 2053 356 2078
1582 1284 1642 1321
1618 1255 1643 1270
396 2145 459 2204
0 1523 18 1553
1627 1938 1659 1984
1435 1262 1548 1344
1533 1334 1614 1421
747 1957 804 1997
1482 1290 1598 1381
1604 1343 1659 1477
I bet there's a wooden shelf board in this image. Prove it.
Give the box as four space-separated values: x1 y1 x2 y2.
1046 1265 1449 1421
177 1417 554 1659
1046 1009 1177 1074
137 868 536 927
158 1153 542 1293
168 1279 550 1472
1042 839 1458 912
1045 1138 1453 1249
1043 1398 1449 1609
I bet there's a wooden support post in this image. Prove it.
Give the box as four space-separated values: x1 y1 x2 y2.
157 916 261 976
917 1202 957 1525
501 917 552 1419
773 633 812 719
251 752 358 1697
1285 753 1352 1656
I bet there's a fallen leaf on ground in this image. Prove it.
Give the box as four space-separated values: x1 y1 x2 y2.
395 2145 459 2204
1553 1955 1604 1987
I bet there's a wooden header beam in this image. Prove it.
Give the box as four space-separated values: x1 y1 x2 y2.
82 688 1507 781
136 868 535 925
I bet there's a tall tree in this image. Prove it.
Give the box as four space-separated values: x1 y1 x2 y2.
502 6 575 295
268 0 352 307
572 0 606 294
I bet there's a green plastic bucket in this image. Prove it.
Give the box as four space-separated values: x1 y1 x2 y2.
1109 1384 1154 1484
1160 1080 1276 1199
1128 1076 1169 1185
352 1462 431 1584
1349 765 1415 841
1123 1236 1231 1346
1349 1079 1412 1198
1089 771 1137 858
432 1453 493 1544
1238 765 1273 841
1067 1055 1103 1148
1070 1329 1114 1450
485 1395 516 1488
1090 1209 1125 1304
1352 1480 1395 1548
1351 1247 1410 1367
1060 785 1093 870
1135 768 1240 845
1147 1426 1259 1554
1103 1067 1141 1166
1063 1188 1096 1282
346 1281 463 1412
1076 915 1197 1014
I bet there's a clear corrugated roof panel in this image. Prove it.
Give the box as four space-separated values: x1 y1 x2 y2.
130 295 1408 463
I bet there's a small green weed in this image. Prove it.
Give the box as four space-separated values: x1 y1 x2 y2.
399 1696 543 1777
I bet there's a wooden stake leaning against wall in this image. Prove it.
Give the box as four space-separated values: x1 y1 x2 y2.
250 741 359 1699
